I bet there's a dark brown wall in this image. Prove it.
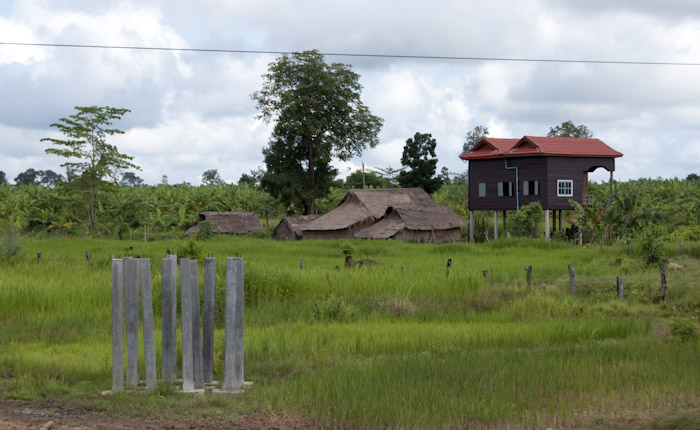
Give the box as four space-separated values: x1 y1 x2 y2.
468 156 615 211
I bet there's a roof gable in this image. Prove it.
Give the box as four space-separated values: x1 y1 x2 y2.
460 136 623 160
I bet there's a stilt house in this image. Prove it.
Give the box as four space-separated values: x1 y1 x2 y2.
459 136 623 240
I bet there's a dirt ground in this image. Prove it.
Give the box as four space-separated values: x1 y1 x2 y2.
0 400 321 430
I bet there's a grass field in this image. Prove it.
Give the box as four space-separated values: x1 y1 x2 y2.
1 236 699 429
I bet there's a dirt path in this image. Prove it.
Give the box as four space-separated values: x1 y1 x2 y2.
0 400 320 430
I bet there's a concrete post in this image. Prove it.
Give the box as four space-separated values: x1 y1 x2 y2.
203 257 216 383
617 276 624 300
123 257 139 389
139 259 157 391
493 211 499 240
469 211 474 243
161 255 177 382
180 258 195 392
190 259 205 389
224 257 245 391
111 259 124 391
545 210 550 240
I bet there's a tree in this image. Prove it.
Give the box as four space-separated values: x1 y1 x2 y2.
160 175 169 185
202 169 224 186
345 169 389 189
120 171 144 187
252 50 383 214
0 171 6 184
397 132 443 194
14 168 41 185
547 121 593 138
463 125 489 153
43 106 138 233
39 170 65 188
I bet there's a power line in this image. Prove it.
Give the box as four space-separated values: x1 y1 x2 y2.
1 41 699 67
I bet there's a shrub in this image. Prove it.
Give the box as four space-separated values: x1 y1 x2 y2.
669 316 698 342
508 202 543 237
195 220 213 241
0 223 23 261
312 293 356 323
641 225 667 266
176 240 203 260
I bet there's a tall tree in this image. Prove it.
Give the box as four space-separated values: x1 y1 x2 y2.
42 106 138 233
252 50 383 214
398 132 443 194
39 170 65 188
463 125 489 153
0 171 6 184
14 168 41 185
202 169 224 186
120 171 144 187
547 121 593 138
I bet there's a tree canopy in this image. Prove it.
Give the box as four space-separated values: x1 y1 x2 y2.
252 50 383 214
42 106 138 232
398 132 443 194
547 121 593 138
202 169 224 186
463 125 489 153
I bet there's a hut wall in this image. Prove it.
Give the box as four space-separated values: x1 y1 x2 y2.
302 219 375 240
273 222 296 241
394 228 462 244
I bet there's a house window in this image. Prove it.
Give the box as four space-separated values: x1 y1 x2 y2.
478 183 486 197
557 180 573 197
498 182 513 197
523 180 539 196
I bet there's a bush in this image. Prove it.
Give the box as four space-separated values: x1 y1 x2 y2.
0 223 23 261
670 316 698 342
195 220 213 241
312 293 356 322
176 240 203 260
641 225 667 266
508 202 543 237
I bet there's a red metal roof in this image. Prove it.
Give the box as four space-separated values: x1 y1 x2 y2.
459 136 623 160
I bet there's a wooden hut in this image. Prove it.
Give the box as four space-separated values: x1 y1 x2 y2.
354 206 465 243
301 188 436 240
459 136 623 240
272 215 320 240
185 211 263 236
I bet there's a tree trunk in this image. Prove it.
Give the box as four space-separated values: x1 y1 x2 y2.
307 138 316 215
89 182 98 233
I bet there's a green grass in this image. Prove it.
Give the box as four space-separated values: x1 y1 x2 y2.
1 236 699 428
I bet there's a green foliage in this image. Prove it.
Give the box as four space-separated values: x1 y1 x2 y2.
547 120 593 138
0 223 23 261
176 240 203 260
344 169 389 189
201 169 223 186
508 202 543 237
252 50 383 214
669 316 697 342
195 220 213 241
398 132 442 193
315 186 346 215
340 241 355 256
432 181 469 217
463 125 489 153
312 293 356 322
641 225 667 266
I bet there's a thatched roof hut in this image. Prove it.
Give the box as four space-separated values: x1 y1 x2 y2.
185 212 263 236
354 206 465 243
272 215 320 241
301 188 437 240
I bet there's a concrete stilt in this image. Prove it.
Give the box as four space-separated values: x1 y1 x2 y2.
161 255 177 381
223 257 245 391
545 210 550 240
203 257 216 383
180 258 195 392
190 259 204 389
469 211 474 243
139 259 157 391
123 258 140 389
493 211 499 240
111 259 124 391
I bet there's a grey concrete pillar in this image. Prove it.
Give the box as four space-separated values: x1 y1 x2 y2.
545 210 550 240
493 211 499 240
139 259 157 391
190 259 204 389
180 258 195 392
111 259 124 391
469 211 474 243
224 257 245 391
123 257 139 389
161 255 177 381
203 257 216 383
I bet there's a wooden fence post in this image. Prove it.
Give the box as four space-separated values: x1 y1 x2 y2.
617 276 623 300
300 259 304 270
482 270 488 282
627 238 631 257
446 258 452 278
660 262 667 302
525 265 532 287
568 264 576 298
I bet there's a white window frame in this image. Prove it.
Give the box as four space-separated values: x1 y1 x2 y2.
523 180 529 196
478 182 486 197
557 180 573 197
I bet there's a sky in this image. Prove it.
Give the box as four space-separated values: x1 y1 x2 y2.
1 0 700 186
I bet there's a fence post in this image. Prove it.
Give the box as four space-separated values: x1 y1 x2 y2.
139 259 157 391
300 259 304 270
568 264 577 298
660 262 667 302
446 258 452 278
190 259 204 389
180 258 195 392
482 270 488 282
203 257 216 384
123 257 140 389
111 259 124 391
223 257 245 392
617 276 624 300
161 255 177 382
525 265 532 287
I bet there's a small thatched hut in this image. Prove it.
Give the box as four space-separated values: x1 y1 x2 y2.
301 188 437 240
354 206 465 243
185 212 263 236
272 215 320 240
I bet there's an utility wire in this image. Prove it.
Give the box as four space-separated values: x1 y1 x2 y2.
1 41 699 67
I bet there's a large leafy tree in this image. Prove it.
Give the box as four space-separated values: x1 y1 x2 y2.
252 50 383 214
202 169 224 186
0 171 6 184
398 132 443 194
547 121 593 138
43 106 138 233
